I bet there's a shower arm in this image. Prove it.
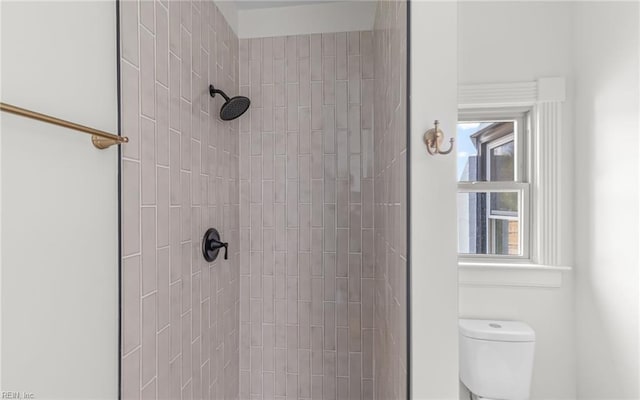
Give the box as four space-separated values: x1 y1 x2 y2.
209 85 230 102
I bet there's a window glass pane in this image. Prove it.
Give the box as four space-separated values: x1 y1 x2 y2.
457 122 490 181
457 191 520 256
458 192 486 254
491 219 520 255
489 140 515 181
490 192 518 215
457 121 516 182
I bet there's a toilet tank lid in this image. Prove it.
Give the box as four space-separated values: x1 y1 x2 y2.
459 319 536 342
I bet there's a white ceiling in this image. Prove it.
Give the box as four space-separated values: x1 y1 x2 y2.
237 0 376 38
234 1 336 11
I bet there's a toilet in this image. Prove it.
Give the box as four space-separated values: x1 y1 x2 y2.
459 319 536 400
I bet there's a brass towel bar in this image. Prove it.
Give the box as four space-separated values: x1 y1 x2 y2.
0 102 128 149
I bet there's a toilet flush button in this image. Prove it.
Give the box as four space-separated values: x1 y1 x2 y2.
489 323 502 328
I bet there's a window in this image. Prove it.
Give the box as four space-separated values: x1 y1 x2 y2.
457 109 531 260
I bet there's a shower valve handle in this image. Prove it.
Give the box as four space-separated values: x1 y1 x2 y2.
202 228 229 262
208 239 228 260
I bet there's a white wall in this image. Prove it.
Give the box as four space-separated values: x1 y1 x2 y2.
236 1 376 39
457 2 577 399
459 282 576 399
1 1 119 398
573 2 640 398
410 2 460 399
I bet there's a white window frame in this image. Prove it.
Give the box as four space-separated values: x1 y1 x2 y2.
458 182 530 260
457 109 532 261
457 78 567 269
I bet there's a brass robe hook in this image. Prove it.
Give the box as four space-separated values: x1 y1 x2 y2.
423 120 454 155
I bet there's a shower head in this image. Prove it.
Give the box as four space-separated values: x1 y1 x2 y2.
209 84 251 121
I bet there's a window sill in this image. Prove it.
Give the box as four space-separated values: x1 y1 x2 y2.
458 261 572 288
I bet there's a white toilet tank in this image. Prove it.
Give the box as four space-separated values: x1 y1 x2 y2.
459 319 536 400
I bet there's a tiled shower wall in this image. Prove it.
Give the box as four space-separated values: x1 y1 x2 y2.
119 1 240 399
373 1 408 399
238 32 375 399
